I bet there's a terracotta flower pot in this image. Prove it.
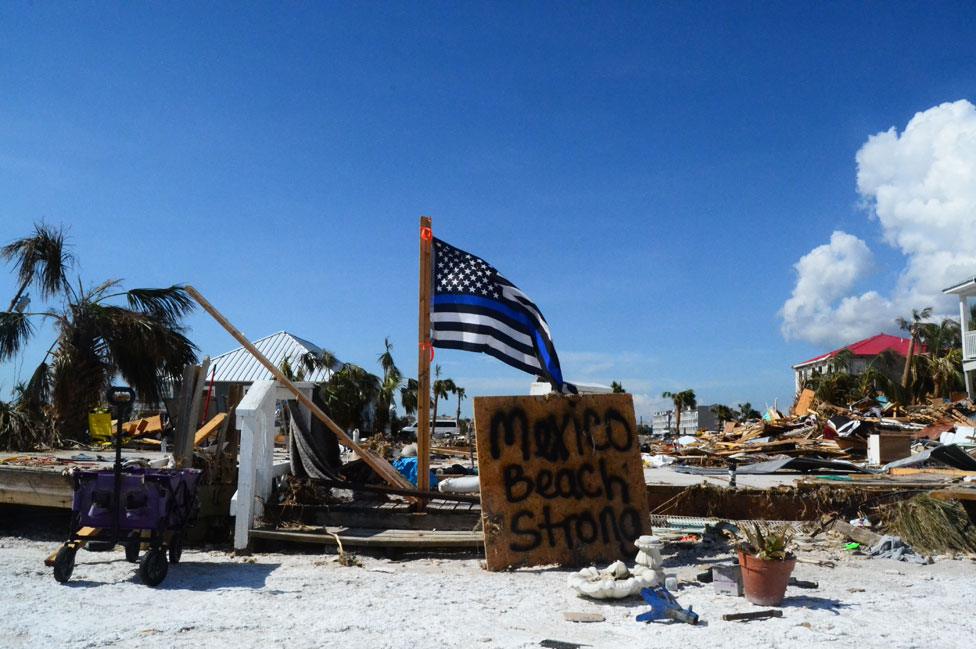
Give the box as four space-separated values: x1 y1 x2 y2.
738 549 796 606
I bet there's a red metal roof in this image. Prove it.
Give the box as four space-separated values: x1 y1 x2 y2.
794 333 925 367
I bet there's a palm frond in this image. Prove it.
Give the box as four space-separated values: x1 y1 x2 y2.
0 311 34 361
24 361 51 415
300 349 341 375
87 278 124 301
0 223 72 300
95 305 198 404
126 285 195 322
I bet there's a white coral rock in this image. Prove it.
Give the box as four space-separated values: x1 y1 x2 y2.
567 560 656 600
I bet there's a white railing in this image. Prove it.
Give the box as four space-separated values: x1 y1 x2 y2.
965 330 976 360
232 380 313 551
233 380 277 551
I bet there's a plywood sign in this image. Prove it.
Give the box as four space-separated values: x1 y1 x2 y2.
474 393 650 571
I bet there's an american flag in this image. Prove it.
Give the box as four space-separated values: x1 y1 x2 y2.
431 237 576 393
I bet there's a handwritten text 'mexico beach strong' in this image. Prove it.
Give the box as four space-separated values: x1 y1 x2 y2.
488 405 644 554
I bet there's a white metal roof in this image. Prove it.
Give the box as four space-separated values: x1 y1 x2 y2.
209 331 336 384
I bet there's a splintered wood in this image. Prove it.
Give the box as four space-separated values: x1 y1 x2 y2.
474 394 650 571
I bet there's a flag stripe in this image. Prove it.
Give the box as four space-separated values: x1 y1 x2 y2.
433 293 539 333
431 315 535 353
431 336 542 376
432 303 535 344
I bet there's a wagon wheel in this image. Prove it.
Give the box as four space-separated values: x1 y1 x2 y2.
138 549 168 587
53 545 77 583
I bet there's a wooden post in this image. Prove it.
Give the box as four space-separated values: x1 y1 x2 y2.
184 285 416 494
417 216 434 494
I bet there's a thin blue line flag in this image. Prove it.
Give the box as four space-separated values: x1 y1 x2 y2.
431 237 577 394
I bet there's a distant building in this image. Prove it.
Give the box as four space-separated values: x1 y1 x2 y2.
791 333 920 395
943 276 976 398
652 405 719 436
651 410 673 436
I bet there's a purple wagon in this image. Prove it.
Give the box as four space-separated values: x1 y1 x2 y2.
71 467 201 532
50 386 202 587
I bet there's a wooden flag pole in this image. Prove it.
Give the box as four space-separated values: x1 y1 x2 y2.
417 216 434 495
183 285 416 495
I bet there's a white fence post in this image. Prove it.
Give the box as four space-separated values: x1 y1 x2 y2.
233 380 278 551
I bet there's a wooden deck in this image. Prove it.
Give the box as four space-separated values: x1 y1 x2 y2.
250 525 484 549
0 450 169 509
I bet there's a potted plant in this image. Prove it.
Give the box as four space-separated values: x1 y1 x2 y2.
737 523 796 606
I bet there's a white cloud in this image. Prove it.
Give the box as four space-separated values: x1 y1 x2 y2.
780 231 893 344
782 100 976 345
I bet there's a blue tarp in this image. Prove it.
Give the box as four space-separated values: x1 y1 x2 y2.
392 456 439 489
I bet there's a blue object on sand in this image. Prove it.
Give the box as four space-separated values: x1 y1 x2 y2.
392 456 439 489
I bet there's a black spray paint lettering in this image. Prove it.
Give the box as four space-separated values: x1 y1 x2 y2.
509 505 644 554
490 406 634 460
502 459 631 504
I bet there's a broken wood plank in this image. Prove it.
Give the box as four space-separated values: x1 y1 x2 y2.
829 518 882 547
121 415 163 437
249 526 484 549
722 610 783 622
793 389 815 417
194 413 228 447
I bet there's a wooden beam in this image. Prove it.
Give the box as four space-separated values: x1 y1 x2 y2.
417 216 434 494
930 488 976 502
889 468 976 478
194 413 228 447
183 285 415 494
249 526 483 549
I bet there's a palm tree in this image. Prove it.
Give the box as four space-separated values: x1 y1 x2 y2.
453 385 466 430
925 348 964 399
431 364 456 438
736 402 761 422
1 226 197 441
896 307 933 393
374 337 403 434
316 363 381 433
610 381 626 393
400 378 420 417
711 404 736 431
829 349 856 374
918 318 961 357
662 389 696 435
0 382 54 450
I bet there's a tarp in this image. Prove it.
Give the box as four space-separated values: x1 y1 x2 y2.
392 456 439 489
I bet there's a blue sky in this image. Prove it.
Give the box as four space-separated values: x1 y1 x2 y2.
2 3 976 420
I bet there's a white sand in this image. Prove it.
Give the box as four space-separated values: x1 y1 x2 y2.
2 534 974 649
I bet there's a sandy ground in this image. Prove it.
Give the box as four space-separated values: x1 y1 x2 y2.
2 516 975 649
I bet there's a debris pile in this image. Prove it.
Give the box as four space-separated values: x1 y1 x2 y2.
653 393 976 471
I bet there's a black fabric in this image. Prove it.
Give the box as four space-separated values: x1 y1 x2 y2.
287 393 341 480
